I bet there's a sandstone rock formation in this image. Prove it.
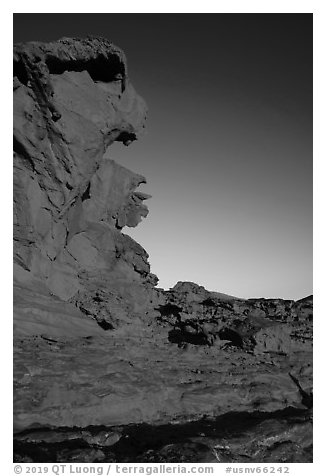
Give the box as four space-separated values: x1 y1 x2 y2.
14 37 158 335
13 37 312 463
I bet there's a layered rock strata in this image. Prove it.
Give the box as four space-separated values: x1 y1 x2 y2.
13 38 312 463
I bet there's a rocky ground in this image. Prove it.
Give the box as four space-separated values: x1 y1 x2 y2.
14 408 312 463
13 37 313 463
14 285 313 462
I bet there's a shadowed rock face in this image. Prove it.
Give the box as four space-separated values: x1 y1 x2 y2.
13 38 312 463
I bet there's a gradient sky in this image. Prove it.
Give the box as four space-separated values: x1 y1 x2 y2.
13 13 313 299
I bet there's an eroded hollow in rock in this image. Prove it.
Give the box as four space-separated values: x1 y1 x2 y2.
45 53 125 83
14 49 126 88
218 328 243 348
13 60 29 86
168 328 210 346
81 183 91 202
157 304 183 320
97 320 115 331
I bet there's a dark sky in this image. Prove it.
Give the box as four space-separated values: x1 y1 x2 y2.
13 14 313 299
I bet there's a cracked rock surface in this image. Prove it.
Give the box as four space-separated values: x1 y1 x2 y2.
13 37 312 463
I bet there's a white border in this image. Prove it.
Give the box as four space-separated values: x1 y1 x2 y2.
3 2 324 473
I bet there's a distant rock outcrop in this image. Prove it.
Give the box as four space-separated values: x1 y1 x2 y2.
13 37 312 463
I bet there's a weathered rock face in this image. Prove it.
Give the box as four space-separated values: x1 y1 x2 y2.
13 38 312 463
14 37 158 334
